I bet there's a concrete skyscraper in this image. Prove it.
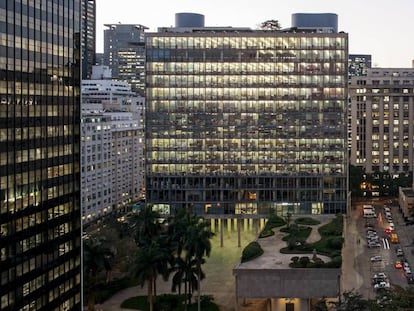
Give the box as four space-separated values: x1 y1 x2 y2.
103 24 147 96
145 13 348 216
0 1 81 310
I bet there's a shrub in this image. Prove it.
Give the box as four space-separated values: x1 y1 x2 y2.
295 217 321 226
259 214 286 238
299 256 310 267
291 256 299 264
241 241 264 263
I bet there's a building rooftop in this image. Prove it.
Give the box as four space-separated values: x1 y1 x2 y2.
235 215 336 270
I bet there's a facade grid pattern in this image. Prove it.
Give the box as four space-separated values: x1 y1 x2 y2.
0 1 81 310
145 30 348 216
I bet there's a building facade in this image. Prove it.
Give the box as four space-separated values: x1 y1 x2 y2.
0 1 81 310
350 68 414 174
103 24 147 96
145 17 348 216
81 0 96 79
81 68 145 223
348 54 372 79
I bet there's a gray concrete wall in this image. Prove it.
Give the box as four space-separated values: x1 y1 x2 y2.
234 268 341 299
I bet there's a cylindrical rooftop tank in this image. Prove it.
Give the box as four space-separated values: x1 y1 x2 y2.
175 13 205 28
291 13 338 32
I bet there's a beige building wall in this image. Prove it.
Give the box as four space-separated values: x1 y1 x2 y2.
349 68 414 174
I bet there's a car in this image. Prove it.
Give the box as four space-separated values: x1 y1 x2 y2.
385 211 392 218
404 267 412 274
368 242 381 248
374 272 387 279
385 228 392 234
403 262 410 269
384 206 391 213
395 260 403 269
371 255 382 262
388 223 395 231
408 276 414 284
396 247 404 257
374 281 390 289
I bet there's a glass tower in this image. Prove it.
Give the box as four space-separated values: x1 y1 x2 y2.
0 1 81 310
145 29 348 216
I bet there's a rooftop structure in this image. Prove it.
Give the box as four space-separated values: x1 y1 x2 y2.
145 14 349 217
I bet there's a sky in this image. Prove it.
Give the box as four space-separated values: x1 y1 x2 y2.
96 0 414 68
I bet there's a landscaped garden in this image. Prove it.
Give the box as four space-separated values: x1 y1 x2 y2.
241 213 343 268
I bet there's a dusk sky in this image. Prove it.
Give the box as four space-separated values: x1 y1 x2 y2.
96 0 414 68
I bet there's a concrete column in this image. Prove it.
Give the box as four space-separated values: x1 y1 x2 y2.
237 218 241 247
220 218 224 247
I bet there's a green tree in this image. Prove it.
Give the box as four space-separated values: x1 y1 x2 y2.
184 219 214 311
260 19 282 30
83 238 114 311
132 239 171 311
349 165 365 196
132 205 162 246
333 291 369 311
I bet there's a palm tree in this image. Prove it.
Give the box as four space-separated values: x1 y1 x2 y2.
83 238 114 311
132 239 171 311
132 205 162 246
184 218 214 311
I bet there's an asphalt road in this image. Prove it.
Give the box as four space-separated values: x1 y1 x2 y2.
351 197 413 299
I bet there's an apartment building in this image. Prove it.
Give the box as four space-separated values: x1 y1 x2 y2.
0 1 81 310
145 13 348 216
350 68 414 174
81 66 145 223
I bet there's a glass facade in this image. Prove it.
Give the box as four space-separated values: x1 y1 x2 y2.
0 1 81 310
145 31 348 216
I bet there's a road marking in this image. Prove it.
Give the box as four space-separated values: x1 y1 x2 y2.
382 238 390 249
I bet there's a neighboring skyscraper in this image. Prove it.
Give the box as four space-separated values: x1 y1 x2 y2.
348 54 372 79
0 1 81 310
350 68 414 174
81 66 145 223
103 24 148 96
145 13 348 216
82 0 96 79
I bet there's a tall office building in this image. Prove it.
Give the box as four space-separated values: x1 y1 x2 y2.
348 54 372 79
103 24 148 96
81 66 145 223
0 1 81 310
350 68 414 174
81 0 96 79
145 13 348 216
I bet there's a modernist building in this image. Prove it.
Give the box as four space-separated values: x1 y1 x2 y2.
349 68 414 174
103 24 148 96
81 0 96 79
0 1 81 310
348 54 372 79
145 14 348 216
81 66 145 223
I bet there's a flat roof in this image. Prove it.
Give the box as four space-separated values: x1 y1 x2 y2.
235 215 336 270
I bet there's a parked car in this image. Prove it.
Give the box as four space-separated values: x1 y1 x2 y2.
396 247 404 257
374 272 387 279
368 242 381 248
374 281 390 289
370 256 382 262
